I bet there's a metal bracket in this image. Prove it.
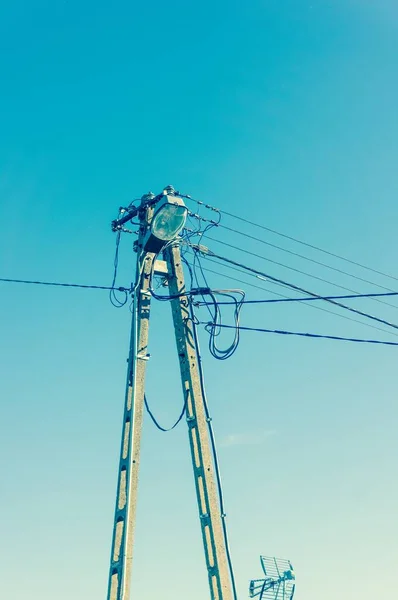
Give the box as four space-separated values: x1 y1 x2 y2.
153 260 169 276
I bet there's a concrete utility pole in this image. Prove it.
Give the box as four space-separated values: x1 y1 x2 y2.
107 187 234 600
165 241 233 600
107 196 156 600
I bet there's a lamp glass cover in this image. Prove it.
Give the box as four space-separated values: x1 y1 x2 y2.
151 204 187 241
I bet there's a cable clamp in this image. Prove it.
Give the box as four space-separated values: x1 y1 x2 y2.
190 243 211 255
137 353 151 361
190 287 211 296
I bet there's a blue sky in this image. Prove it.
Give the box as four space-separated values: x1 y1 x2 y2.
1 2 397 599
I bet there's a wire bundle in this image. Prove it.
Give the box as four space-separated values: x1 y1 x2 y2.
203 289 244 360
178 194 398 346
3 190 398 349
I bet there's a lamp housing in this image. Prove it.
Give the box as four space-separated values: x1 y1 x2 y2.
143 194 187 253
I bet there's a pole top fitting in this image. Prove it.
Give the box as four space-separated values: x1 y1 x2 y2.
141 192 155 202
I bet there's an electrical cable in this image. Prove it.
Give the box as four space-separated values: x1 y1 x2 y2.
188 211 223 319
191 247 216 321
0 277 128 292
185 196 398 283
217 223 396 292
198 290 398 305
205 289 245 360
198 322 398 346
185 250 245 358
110 230 129 307
204 236 398 310
187 259 398 338
192 246 398 332
119 248 146 595
149 213 222 304
186 242 245 359
148 240 210 302
186 260 287 294
144 393 187 432
2 268 396 337
197 254 398 335
188 297 238 600
193 253 297 293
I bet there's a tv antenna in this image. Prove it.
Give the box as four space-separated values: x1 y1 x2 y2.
249 556 295 600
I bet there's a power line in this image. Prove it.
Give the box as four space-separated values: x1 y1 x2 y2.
198 322 398 347
217 223 396 292
186 196 398 283
204 236 398 310
198 290 398 305
0 277 127 291
194 254 287 291
4 266 395 338
219 209 398 282
191 245 398 332
186 260 289 296
206 235 353 290
191 256 398 338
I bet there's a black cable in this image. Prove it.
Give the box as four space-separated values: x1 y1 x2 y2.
148 234 223 305
181 197 220 253
190 237 215 321
198 322 398 346
187 261 274 293
198 290 398 305
204 236 398 310
189 301 238 600
188 261 398 337
193 253 301 295
144 393 187 432
189 213 223 320
184 257 238 592
0 277 128 292
148 241 209 302
110 230 129 307
217 223 396 292
182 254 194 289
186 196 398 283
185 255 398 338
193 246 398 332
205 289 245 360
219 208 398 283
184 253 245 359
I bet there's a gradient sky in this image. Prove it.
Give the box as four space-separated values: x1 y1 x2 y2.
1 2 397 599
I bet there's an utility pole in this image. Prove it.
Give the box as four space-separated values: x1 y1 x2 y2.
165 241 233 600
107 196 156 600
107 187 234 600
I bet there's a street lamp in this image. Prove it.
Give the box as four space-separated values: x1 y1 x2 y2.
143 193 187 252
